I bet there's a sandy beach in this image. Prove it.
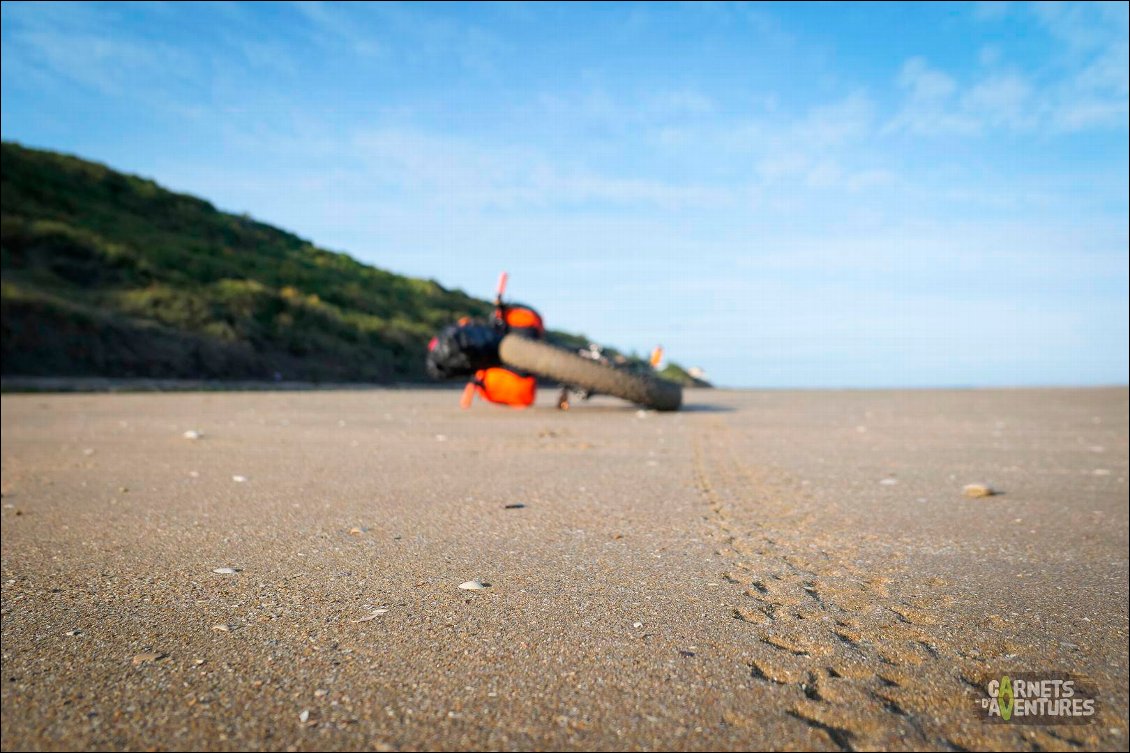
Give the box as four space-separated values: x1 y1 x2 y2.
1 387 1127 751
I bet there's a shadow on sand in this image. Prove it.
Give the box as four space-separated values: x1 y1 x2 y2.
537 400 735 414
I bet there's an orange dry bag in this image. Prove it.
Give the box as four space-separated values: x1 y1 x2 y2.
472 367 536 407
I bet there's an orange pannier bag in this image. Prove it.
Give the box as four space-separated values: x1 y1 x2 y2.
473 367 536 408
499 305 544 337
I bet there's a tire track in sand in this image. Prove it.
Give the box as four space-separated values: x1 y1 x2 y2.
692 418 1107 751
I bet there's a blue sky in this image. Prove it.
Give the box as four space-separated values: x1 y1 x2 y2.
2 1 1127 387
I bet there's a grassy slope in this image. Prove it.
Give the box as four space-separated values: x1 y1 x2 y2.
1 142 702 384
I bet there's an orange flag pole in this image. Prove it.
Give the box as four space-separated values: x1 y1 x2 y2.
495 271 509 303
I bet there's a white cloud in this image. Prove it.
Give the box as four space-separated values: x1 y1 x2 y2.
964 72 1035 128
1032 1 1128 51
1 3 198 97
350 128 734 211
1053 97 1129 130
1038 1 1129 131
794 92 875 148
898 56 958 100
292 1 383 58
889 34 1126 138
887 57 980 135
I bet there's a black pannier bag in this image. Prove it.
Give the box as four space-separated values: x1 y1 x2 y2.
425 321 504 379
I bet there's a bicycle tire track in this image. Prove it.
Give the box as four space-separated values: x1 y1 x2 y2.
692 418 1109 751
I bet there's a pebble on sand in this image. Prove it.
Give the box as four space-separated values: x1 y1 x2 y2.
232 475 248 483
963 483 997 498
879 478 899 486
132 651 166 666
183 430 203 440
459 578 489 590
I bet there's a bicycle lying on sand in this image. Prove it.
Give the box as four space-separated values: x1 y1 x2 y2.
425 273 682 411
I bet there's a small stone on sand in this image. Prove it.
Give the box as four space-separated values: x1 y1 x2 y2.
963 483 997 498
183 430 202 440
232 475 247 483
132 651 166 666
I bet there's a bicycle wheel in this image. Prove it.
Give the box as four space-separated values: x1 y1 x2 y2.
498 334 682 411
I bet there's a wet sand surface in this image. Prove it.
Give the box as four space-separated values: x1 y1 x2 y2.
1 387 1127 751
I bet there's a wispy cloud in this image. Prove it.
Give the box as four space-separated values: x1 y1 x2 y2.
964 72 1035 128
351 128 735 211
887 57 981 135
892 2 1128 136
0 2 198 98
292 1 384 58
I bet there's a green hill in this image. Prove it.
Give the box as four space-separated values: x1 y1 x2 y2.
1 142 704 385
0 142 495 381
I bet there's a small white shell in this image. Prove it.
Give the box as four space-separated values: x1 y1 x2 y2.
459 579 489 591
353 608 388 623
